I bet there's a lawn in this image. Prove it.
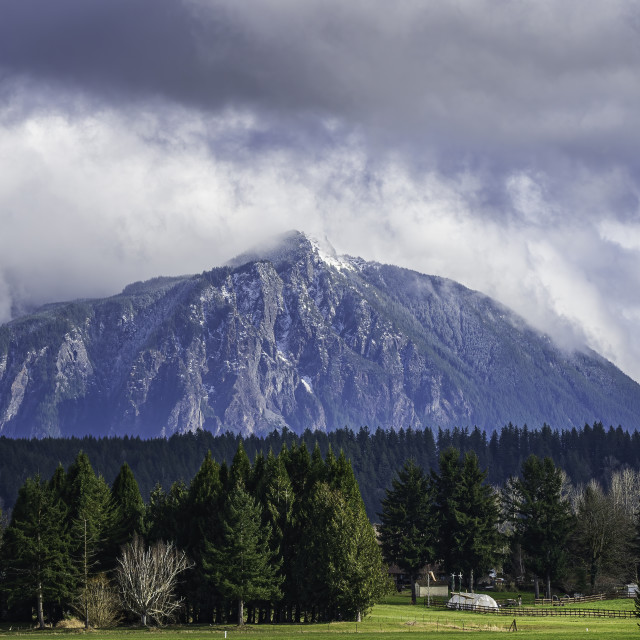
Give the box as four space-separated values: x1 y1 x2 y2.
0 591 637 639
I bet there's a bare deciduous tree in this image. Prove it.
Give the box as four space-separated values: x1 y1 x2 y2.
573 479 636 592
609 468 640 518
116 535 191 626
73 573 122 628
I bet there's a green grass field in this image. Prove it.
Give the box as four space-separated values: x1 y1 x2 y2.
0 591 636 639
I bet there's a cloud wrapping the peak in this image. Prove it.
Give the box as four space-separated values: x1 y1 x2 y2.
1 0 640 384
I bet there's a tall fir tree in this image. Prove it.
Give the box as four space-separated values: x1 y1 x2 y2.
145 480 189 546
1 475 74 628
433 449 501 592
106 462 145 570
256 450 293 622
262 450 293 554
505 455 574 599
304 462 389 621
185 451 223 622
52 452 113 627
61 452 113 570
203 482 282 625
230 442 252 488
378 459 435 604
282 441 313 621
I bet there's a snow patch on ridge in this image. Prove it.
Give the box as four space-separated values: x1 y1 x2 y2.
310 237 355 272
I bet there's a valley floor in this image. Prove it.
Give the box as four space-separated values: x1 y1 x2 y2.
0 592 636 639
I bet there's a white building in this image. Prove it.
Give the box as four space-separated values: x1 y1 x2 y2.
447 592 498 610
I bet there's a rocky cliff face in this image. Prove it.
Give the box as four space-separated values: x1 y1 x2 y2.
1 231 639 438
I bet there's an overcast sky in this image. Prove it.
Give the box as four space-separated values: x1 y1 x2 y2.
2 0 640 381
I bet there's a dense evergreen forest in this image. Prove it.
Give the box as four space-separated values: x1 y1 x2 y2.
0 445 389 626
2 440 638 628
0 422 637 520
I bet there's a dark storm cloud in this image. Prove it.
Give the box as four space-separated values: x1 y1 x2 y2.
0 1 200 103
2 0 640 381
3 0 640 172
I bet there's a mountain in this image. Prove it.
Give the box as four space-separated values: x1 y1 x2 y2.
1 231 639 438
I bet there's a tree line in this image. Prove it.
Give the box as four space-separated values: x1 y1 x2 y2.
1 440 639 628
0 443 390 627
1 421 639 521
380 450 640 604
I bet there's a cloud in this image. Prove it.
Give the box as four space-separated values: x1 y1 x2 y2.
3 1 640 169
2 1 640 383
1 102 640 381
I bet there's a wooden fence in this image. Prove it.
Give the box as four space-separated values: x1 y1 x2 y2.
427 600 635 619
534 593 605 606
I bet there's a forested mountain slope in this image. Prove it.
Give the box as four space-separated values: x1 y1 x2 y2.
1 231 639 438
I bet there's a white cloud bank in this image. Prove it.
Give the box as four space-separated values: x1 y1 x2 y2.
2 0 640 383
2 104 640 382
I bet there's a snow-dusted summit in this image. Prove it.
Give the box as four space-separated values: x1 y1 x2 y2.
1 230 639 438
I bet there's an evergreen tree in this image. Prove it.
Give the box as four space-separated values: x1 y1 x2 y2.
230 442 252 488
262 450 293 554
145 480 189 547
61 452 113 572
204 482 282 625
185 451 223 622
48 463 66 496
506 455 574 599
285 442 312 497
248 451 267 497
304 475 389 621
106 463 145 569
378 459 435 604
433 448 500 592
257 450 293 622
51 452 114 627
282 441 313 621
1 475 74 628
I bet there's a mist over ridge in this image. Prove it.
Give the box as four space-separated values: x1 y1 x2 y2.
0 231 638 439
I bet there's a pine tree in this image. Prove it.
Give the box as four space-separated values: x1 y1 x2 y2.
304 470 389 621
1 475 74 628
433 448 500 592
106 463 145 570
262 450 293 551
48 463 66 496
204 483 282 625
58 453 114 627
282 442 312 621
62 452 113 568
145 480 189 547
506 455 574 599
185 451 223 622
230 442 252 487
378 459 435 604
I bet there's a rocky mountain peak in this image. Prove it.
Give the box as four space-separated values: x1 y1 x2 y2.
1 235 640 438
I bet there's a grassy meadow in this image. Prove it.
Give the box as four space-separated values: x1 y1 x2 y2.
0 590 637 639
